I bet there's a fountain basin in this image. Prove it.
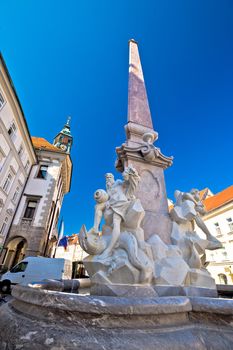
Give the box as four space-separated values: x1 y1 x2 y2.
0 285 233 349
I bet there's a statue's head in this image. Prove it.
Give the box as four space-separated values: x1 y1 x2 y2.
105 173 115 187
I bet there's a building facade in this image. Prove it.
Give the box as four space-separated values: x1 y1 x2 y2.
1 128 72 269
195 186 233 285
0 53 37 251
0 53 73 270
55 234 88 278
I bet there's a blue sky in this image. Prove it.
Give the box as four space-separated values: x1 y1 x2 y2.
1 0 233 234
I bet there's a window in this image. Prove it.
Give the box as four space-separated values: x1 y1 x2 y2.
214 222 221 235
12 186 20 203
37 165 48 179
0 151 5 171
222 250 228 259
0 91 5 109
10 261 28 273
25 160 30 172
0 217 8 235
227 218 233 232
2 173 13 192
8 122 17 141
210 253 215 260
18 145 24 158
23 200 37 219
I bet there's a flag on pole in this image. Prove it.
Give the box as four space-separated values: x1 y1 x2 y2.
57 218 67 249
58 218 64 241
58 236 68 250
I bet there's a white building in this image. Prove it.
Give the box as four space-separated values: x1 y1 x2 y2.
55 234 88 278
0 53 73 270
0 53 37 250
1 127 73 269
195 186 233 285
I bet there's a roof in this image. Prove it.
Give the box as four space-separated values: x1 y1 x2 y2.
31 137 64 153
203 186 233 212
68 234 79 245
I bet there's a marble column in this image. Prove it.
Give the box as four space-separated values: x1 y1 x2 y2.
116 39 173 244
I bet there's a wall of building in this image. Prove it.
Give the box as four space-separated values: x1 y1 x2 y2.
0 60 36 249
55 241 88 278
55 244 88 262
5 151 65 262
13 158 61 226
195 202 233 284
0 56 72 270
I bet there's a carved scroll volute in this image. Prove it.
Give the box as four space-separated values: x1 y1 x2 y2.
141 144 155 161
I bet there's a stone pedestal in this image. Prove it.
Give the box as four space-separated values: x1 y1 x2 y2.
116 155 172 243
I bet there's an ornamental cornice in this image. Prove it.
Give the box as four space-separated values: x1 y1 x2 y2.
116 135 173 171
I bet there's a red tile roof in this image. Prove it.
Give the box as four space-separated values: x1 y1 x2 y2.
68 234 79 245
31 137 63 153
204 186 233 212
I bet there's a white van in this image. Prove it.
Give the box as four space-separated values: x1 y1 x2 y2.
0 257 72 293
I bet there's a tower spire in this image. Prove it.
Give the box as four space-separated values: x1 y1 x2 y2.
128 39 153 129
53 116 73 153
66 116 71 126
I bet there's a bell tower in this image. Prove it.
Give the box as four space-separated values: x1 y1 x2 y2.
53 117 73 153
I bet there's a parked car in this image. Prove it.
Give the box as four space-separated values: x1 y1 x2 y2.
0 257 72 293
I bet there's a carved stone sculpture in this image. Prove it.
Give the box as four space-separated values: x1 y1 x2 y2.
79 170 220 297
79 166 156 295
170 189 222 290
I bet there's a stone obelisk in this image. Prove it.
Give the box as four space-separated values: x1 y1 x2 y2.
116 39 173 244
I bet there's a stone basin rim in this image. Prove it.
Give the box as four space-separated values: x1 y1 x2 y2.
12 284 192 315
12 285 233 316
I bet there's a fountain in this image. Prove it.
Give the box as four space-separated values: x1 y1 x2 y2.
0 40 233 350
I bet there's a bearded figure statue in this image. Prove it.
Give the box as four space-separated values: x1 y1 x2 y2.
79 165 154 290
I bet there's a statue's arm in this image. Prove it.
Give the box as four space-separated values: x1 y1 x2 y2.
182 192 206 214
93 202 106 233
195 204 206 215
93 189 109 233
